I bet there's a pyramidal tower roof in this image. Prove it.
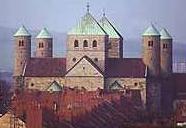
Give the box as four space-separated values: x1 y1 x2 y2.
142 24 160 36
160 28 172 39
14 25 31 37
99 13 122 38
36 28 52 39
68 4 107 35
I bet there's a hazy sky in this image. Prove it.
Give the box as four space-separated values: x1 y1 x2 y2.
0 0 186 71
0 0 186 41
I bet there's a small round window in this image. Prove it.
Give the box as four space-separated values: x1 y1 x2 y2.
72 58 76 62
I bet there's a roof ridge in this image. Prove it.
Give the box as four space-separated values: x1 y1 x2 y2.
68 12 107 35
99 16 122 38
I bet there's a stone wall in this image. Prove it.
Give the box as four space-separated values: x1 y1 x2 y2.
36 38 53 58
14 36 31 77
65 77 104 91
24 77 65 91
108 38 123 58
66 35 108 72
160 39 172 76
142 36 160 77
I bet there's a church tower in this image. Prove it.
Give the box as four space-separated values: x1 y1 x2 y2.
142 24 161 114
36 28 53 58
142 24 160 77
13 25 31 77
160 28 172 77
99 12 123 58
66 5 108 71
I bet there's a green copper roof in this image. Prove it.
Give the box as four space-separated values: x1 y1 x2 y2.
36 28 52 38
99 15 122 38
160 28 172 39
68 12 107 35
142 24 160 36
14 25 31 37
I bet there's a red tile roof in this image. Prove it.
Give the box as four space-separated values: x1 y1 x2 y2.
24 58 66 77
105 58 146 78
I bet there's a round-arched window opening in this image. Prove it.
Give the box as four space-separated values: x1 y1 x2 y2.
94 58 98 62
83 40 88 47
74 40 79 48
31 83 34 87
134 83 138 86
72 58 76 62
93 40 97 47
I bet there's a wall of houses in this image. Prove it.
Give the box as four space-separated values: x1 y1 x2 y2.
105 78 146 106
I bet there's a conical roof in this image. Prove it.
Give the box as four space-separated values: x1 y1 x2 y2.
142 24 160 36
68 12 107 35
14 25 31 37
160 28 172 39
99 15 122 38
36 28 52 39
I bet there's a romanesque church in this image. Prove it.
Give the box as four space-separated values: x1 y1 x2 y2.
13 6 181 115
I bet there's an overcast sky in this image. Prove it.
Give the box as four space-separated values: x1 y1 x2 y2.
0 0 186 71
0 0 186 41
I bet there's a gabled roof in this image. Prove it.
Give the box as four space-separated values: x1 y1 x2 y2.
68 12 107 35
36 28 52 39
109 81 123 90
46 81 63 92
106 58 146 78
66 56 103 76
142 24 160 36
99 15 122 38
24 58 66 77
14 25 31 37
160 28 172 39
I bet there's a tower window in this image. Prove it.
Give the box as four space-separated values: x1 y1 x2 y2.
163 44 168 49
74 40 79 48
92 40 97 47
83 40 88 47
108 42 112 49
19 40 24 47
148 41 153 47
39 42 44 48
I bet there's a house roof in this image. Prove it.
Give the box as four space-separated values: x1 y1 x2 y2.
24 58 66 77
99 15 122 38
172 73 186 99
105 58 146 78
142 24 160 36
14 25 31 37
160 28 172 39
36 28 52 39
68 12 107 35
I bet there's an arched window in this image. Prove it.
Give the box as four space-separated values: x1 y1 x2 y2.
83 40 88 47
148 41 153 47
92 40 97 47
39 42 44 48
74 40 79 48
163 43 168 49
19 40 24 47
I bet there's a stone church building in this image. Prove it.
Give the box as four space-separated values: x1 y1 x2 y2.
13 7 176 114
